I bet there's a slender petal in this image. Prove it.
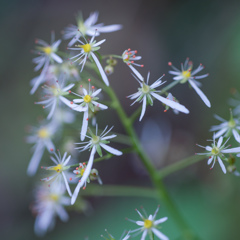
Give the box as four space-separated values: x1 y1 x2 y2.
91 52 109 86
99 143 122 156
189 79 211 107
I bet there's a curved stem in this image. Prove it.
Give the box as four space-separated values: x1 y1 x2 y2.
158 155 206 179
104 85 199 240
68 147 134 168
91 61 199 239
80 184 158 198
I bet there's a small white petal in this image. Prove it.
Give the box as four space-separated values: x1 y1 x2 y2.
154 216 168 225
232 129 240 143
152 228 169 240
99 143 122 156
217 136 223 148
189 80 211 107
51 53 63 63
139 95 147 121
81 110 89 141
151 92 189 114
217 156 226 174
91 52 109 86
207 156 213 165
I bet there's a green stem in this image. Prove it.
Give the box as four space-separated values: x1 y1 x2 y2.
91 61 199 239
129 80 180 124
68 147 134 168
158 155 206 179
80 184 157 198
104 86 199 240
102 54 122 59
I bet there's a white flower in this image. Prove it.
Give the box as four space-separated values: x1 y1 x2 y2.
31 182 70 236
71 83 108 140
210 114 240 143
197 135 240 174
122 48 144 80
35 77 76 119
31 32 63 94
71 125 122 204
128 72 189 121
67 32 109 86
101 229 130 240
168 58 211 107
128 206 168 240
71 162 102 189
41 150 72 197
63 11 122 46
26 121 57 176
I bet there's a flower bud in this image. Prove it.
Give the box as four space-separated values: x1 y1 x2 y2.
106 58 117 66
227 164 236 173
105 65 114 75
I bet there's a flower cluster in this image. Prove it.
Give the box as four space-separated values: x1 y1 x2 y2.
25 10 223 240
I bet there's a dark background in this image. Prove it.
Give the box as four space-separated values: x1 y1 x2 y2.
1 0 240 239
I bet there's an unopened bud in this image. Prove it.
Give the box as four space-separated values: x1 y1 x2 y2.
106 58 117 66
227 164 236 173
104 65 114 75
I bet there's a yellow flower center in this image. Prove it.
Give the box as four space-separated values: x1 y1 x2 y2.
228 119 236 128
211 147 220 155
80 168 85 176
42 46 52 55
144 219 153 229
50 164 63 172
81 44 91 53
38 128 49 139
84 94 92 103
142 83 150 93
92 135 100 144
50 194 59 201
182 70 191 79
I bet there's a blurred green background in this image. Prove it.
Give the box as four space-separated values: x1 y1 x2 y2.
2 0 240 239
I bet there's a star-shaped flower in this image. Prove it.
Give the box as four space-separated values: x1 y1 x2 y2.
67 32 109 86
31 32 63 94
69 82 108 140
210 113 240 143
41 150 72 197
197 134 240 173
168 58 211 107
71 125 122 204
122 48 144 80
26 121 57 176
35 77 75 119
63 11 122 46
128 72 189 121
128 206 168 240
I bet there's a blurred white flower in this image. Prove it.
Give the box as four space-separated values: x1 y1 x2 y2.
197 135 240 174
31 182 70 236
122 48 144 80
26 121 57 176
71 125 122 204
41 150 72 197
35 77 75 119
168 58 211 107
71 83 108 140
67 32 109 85
210 114 240 143
128 206 168 240
31 32 63 94
63 11 122 46
128 72 189 121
